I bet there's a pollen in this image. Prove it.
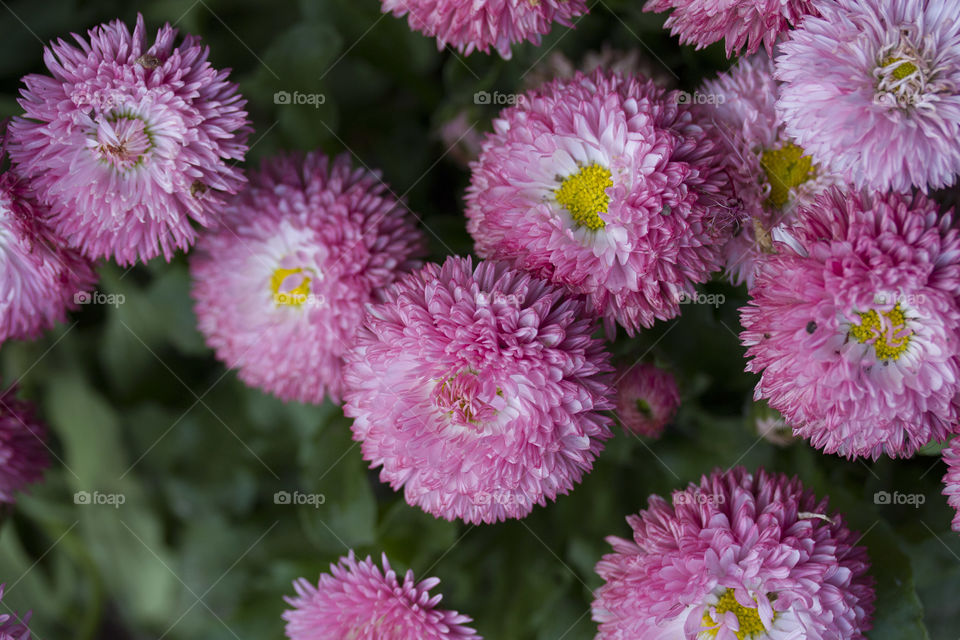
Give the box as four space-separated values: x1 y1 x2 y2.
271 267 311 307
701 589 769 640
554 164 613 230
760 143 815 210
849 303 912 361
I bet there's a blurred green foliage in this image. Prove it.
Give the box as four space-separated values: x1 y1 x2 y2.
0 0 958 638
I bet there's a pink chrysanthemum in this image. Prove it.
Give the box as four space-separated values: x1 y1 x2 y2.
701 54 843 287
776 0 960 193
8 14 250 266
741 188 960 459
465 70 735 335
615 363 679 438
593 467 875 640
0 585 31 640
0 386 50 504
0 165 96 344
190 151 425 405
943 439 960 532
284 551 480 640
644 0 818 57
343 256 614 524
380 0 587 59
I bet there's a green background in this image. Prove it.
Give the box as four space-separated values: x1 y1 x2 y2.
0 0 958 638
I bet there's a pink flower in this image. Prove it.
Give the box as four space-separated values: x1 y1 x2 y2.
644 0 818 57
8 14 250 266
943 438 960 532
343 256 614 524
0 386 50 504
190 151 425 405
380 0 587 59
466 70 735 336
0 585 31 640
615 363 679 438
593 467 874 639
284 551 480 639
0 165 96 344
741 188 960 459
776 0 960 193
700 54 843 287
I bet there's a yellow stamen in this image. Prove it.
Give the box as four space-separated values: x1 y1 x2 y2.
701 589 769 640
883 56 918 81
849 303 912 361
271 267 311 307
760 143 815 210
554 164 613 230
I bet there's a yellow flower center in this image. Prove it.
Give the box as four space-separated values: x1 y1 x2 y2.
849 303 912 361
883 56 918 81
759 143 815 210
554 164 612 230
701 589 768 640
270 267 311 307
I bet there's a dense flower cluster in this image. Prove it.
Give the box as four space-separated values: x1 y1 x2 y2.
466 70 735 335
343 256 614 524
593 467 875 639
284 551 480 639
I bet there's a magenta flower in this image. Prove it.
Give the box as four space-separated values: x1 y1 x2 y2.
593 467 874 639
8 14 250 266
0 585 30 640
0 386 50 504
466 70 734 335
776 0 960 193
615 363 679 438
380 0 587 59
644 0 818 57
283 551 480 640
0 166 96 344
741 188 960 459
190 151 425 405
701 54 843 287
943 439 960 532
343 256 614 524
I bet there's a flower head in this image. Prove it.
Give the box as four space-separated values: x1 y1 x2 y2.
190 151 425 405
741 188 960 459
0 165 96 343
0 386 50 504
776 0 960 193
8 14 250 265
701 54 843 287
0 585 30 640
644 0 818 57
466 70 735 335
943 438 960 532
284 551 480 639
343 256 614 524
593 467 875 639
615 363 679 438
380 0 587 59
